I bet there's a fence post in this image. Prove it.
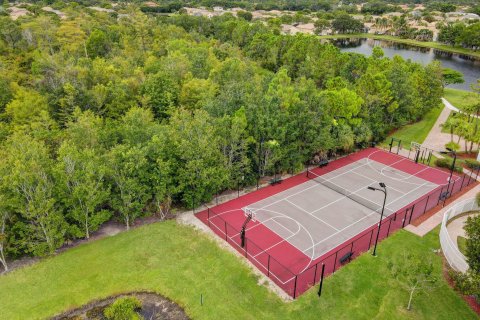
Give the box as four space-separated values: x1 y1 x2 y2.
313 263 318 284
408 204 415 224
386 217 393 236
402 209 408 228
267 255 271 277
437 186 445 206
333 251 338 272
293 275 298 299
423 195 430 214
460 174 466 190
207 208 210 227
368 228 374 249
245 239 248 257
318 263 326 297
224 221 228 241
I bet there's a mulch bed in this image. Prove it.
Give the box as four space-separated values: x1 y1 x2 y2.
52 291 190 320
441 258 480 316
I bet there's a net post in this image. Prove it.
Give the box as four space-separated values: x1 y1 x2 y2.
318 263 326 297
293 275 298 299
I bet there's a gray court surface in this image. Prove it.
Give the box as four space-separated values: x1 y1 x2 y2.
246 158 439 260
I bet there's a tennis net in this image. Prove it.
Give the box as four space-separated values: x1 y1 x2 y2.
308 170 389 215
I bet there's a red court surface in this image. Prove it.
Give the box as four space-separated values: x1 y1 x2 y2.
195 148 477 298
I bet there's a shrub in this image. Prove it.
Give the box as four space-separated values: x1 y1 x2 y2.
435 158 463 173
445 141 460 152
465 159 480 170
104 297 142 320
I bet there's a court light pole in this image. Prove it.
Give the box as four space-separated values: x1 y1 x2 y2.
368 182 387 257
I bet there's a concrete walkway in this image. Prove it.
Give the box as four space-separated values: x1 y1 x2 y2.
423 99 467 152
405 184 480 236
404 97 479 237
446 212 478 248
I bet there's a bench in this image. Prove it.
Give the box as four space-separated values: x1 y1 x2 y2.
339 251 353 264
318 159 329 168
269 177 283 185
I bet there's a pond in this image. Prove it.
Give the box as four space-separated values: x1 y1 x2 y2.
329 38 480 91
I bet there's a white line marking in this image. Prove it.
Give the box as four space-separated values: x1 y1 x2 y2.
285 199 340 231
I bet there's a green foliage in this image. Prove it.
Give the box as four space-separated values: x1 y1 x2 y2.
465 159 480 170
442 68 465 87
331 13 364 34
445 141 460 152
0 8 445 262
435 157 463 173
464 214 480 273
104 297 141 320
237 10 252 21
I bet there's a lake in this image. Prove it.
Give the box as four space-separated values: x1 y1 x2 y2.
329 38 480 91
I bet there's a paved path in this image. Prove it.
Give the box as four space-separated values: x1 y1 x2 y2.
423 99 467 152
404 97 479 237
405 184 480 236
446 213 478 247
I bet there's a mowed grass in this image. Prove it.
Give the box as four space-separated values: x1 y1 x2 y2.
444 88 479 110
385 105 443 149
0 221 477 320
441 88 479 133
457 235 468 256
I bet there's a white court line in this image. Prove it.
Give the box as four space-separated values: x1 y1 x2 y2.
350 169 406 195
252 161 371 215
207 220 297 284
302 210 379 253
308 182 395 216
270 218 297 236
368 150 462 186
385 182 429 208
285 199 340 231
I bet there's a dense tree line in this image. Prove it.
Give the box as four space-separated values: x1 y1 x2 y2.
0 8 443 269
438 22 480 50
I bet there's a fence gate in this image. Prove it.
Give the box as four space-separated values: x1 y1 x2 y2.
388 138 402 154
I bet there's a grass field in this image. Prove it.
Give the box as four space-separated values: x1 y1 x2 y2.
444 88 479 110
0 220 476 320
317 34 480 59
441 89 479 134
385 105 443 149
457 235 468 256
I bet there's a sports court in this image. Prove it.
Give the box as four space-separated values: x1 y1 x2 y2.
196 148 475 298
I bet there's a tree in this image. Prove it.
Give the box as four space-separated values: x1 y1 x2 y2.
86 29 111 58
108 144 151 230
56 142 111 239
331 13 364 34
314 18 330 35
442 68 464 87
388 252 437 311
237 11 252 22
179 78 217 112
1 133 66 256
464 214 480 273
5 86 50 126
142 71 179 118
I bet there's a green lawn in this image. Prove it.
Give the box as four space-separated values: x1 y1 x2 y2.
385 105 443 150
444 88 479 110
318 34 480 59
457 236 468 256
0 221 476 320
